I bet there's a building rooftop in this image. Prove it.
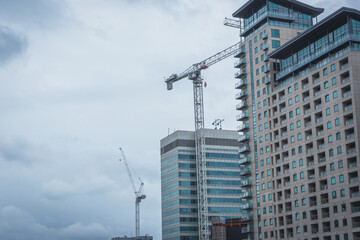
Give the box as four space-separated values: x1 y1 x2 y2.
232 0 324 18
268 7 360 59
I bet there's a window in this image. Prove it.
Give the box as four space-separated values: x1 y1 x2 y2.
330 163 335 171
333 205 338 213
264 122 268 129
295 200 299 207
255 58 259 64
337 146 342 154
335 118 340 126
332 77 336 85
300 172 304 179
291 136 295 143
293 174 297 181
295 95 299 102
333 90 338 98
335 220 339 227
271 29 280 38
301 185 305 192
255 47 258 53
303 225 307 233
272 40 280 48
340 189 345 197
269 206 273 213
342 203 346 212
296 226 300 234
294 83 298 90
292 161 296 168
331 64 336 72
254 36 258 43
290 123 294 130
323 68 328 76
302 211 307 218
289 111 293 118
338 160 343 168
332 191 337 199
331 177 336 185
329 149 334 157
296 108 300 115
324 81 329 89
328 135 333 143
288 98 292 106
334 104 339 112
302 198 306 206
326 108 331 116
297 133 301 140
343 218 347 226
327 121 332 129
325 94 330 102
288 86 292 93
299 159 303 166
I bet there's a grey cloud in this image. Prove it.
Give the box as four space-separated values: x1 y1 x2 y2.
0 137 48 164
0 205 111 240
0 0 65 28
0 26 27 66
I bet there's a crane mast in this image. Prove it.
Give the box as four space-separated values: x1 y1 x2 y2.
165 42 241 240
119 147 146 237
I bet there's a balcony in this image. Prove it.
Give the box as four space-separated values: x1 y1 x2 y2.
263 44 268 51
320 185 328 190
238 134 250 142
235 91 248 100
346 133 355 140
234 48 246 58
343 91 351 98
237 123 249 132
348 148 356 154
237 112 249 121
240 203 252 209
241 226 254 233
239 145 250 154
234 58 246 68
240 191 252 198
303 96 310 102
342 77 350 84
345 119 354 126
241 214 253 221
351 192 360 198
240 179 252 187
240 168 251 176
235 68 247 78
239 156 251 164
236 102 248 110
235 79 247 89
261 33 268 40
344 105 353 112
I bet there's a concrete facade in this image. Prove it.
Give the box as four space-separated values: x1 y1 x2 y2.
233 1 360 240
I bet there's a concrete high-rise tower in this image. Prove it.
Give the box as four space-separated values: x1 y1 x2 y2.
233 0 360 239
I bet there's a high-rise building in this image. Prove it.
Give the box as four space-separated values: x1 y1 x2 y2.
233 0 360 239
160 129 242 240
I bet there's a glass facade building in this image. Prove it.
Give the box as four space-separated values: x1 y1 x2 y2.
160 129 242 240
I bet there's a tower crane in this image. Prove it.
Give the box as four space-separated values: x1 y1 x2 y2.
223 17 241 29
164 41 242 240
119 147 146 237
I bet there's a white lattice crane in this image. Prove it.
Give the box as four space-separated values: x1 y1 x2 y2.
119 147 146 237
164 41 241 240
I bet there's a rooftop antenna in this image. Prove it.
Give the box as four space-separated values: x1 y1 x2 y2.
212 119 225 130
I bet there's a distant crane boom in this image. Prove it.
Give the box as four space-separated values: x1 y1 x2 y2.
164 41 242 240
119 147 146 237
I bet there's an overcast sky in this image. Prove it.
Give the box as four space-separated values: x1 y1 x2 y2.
0 0 359 240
